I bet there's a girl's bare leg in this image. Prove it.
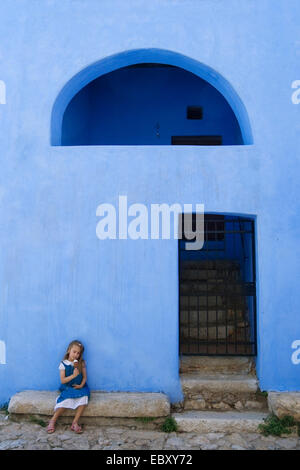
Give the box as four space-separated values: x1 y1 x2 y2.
72 404 86 425
51 407 66 423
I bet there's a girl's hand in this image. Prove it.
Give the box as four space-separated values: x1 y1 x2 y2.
72 384 82 389
73 368 80 377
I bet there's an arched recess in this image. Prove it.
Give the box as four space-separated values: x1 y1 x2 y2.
51 48 253 146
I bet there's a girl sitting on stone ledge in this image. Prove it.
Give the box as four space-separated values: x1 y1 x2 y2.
47 340 90 434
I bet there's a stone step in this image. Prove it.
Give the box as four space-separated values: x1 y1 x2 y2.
180 343 255 355
180 325 249 341
180 296 246 308
180 293 241 301
180 373 264 411
180 310 246 324
181 260 240 270
8 390 170 421
180 355 255 375
180 271 241 281
180 318 248 327
180 287 245 297
172 410 269 433
181 373 258 393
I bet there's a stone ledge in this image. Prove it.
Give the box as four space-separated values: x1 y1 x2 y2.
9 413 167 429
8 390 170 418
268 392 300 420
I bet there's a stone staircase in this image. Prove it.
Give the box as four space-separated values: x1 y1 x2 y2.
180 259 254 355
172 355 269 432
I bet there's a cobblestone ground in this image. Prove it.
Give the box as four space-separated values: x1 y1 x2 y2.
0 414 300 450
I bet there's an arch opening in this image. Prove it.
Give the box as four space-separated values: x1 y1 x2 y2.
51 49 253 146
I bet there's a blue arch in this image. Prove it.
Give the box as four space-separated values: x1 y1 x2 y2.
51 48 253 146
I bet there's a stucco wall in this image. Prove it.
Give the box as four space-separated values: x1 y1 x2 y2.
0 0 299 404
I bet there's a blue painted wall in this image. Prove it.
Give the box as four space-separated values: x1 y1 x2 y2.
0 0 300 404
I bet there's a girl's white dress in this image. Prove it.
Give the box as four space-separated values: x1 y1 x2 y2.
54 360 89 410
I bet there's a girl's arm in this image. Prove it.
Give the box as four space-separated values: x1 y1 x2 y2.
60 367 79 384
72 361 87 389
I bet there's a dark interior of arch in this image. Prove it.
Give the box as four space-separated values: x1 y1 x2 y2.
61 63 244 146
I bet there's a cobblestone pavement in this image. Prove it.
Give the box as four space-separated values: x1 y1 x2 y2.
0 414 300 450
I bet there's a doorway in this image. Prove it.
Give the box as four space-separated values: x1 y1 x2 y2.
179 214 257 356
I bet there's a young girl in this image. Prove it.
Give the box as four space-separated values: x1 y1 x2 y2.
47 340 90 434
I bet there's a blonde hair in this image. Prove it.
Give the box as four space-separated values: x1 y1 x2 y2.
63 340 85 373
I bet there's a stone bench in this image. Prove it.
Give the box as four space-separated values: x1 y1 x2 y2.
8 390 171 427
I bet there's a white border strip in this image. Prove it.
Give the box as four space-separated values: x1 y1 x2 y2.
0 340 6 364
0 81 6 105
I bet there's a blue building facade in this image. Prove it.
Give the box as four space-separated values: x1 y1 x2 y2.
0 0 300 404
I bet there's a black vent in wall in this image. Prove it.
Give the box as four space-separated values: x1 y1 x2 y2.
187 106 203 119
171 136 222 145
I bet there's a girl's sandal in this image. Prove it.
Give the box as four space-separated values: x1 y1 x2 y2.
46 420 56 434
71 422 83 434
